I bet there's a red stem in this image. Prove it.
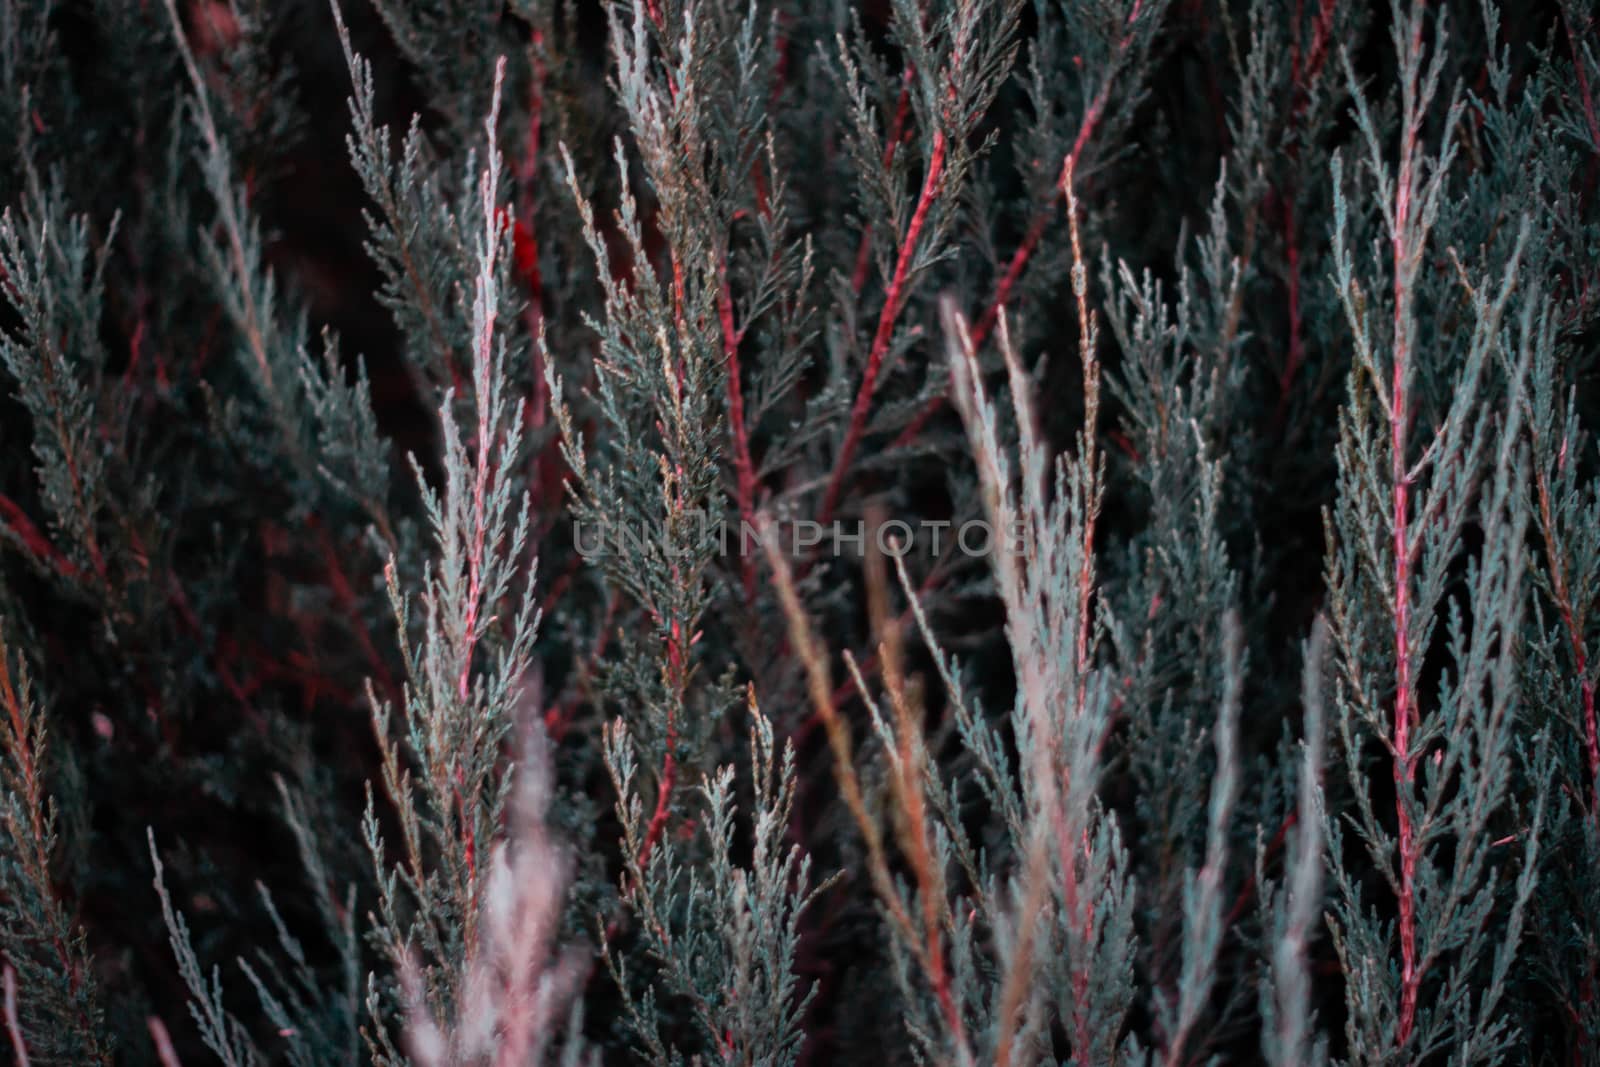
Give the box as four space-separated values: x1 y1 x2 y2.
894 0 1146 451
146 1017 183 1067
309 514 398 701
1271 0 1336 430
971 96 1107 351
457 193 507 704
1562 5 1600 192
1392 45 1421 1045
1581 655 1597 812
3 966 28 1067
719 262 759 600
457 424 492 704
1297 0 1339 106
1555 621 1595 842
973 0 1144 348
1533 447 1600 812
1224 813 1297 931
517 38 548 427
818 131 948 528
0 649 97 1055
0 493 81 582
638 740 676 866
30 349 107 582
1392 366 1419 1051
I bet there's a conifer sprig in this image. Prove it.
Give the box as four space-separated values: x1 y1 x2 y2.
0 0 1596 1062
1323 3 1550 1057
0 621 110 1066
361 60 549 1057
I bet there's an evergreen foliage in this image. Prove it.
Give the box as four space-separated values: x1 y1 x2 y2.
0 0 1597 1063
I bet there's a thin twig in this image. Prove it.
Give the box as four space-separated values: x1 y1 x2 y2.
147 1016 184 1067
3 965 28 1067
818 131 949 528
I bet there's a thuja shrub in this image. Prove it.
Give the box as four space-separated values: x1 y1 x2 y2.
0 0 1597 1063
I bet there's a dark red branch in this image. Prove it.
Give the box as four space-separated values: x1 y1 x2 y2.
818 130 948 528
1562 4 1600 196
310 514 398 702
637 620 686 867
894 1 1147 451
1392 16 1425 1039
719 262 759 600
0 494 81 582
